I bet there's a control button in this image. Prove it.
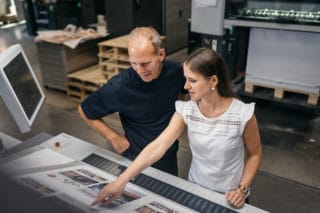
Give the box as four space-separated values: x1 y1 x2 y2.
55 141 60 148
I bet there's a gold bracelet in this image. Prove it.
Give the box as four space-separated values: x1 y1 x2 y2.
237 184 248 194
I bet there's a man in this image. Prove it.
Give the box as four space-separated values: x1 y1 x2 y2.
79 27 186 175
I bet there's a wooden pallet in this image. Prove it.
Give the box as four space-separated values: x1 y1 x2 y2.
99 59 130 77
98 35 129 50
0 15 18 25
66 65 107 101
98 49 130 62
98 35 129 77
245 82 319 106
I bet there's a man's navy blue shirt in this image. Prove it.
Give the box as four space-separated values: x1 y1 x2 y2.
81 60 185 161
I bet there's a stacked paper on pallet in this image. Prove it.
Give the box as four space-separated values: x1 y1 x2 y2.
35 25 108 49
245 28 320 94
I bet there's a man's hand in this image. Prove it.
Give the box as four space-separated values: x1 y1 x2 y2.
110 134 130 154
91 179 126 206
225 189 245 209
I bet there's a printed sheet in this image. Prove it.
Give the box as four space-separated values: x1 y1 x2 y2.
15 165 197 213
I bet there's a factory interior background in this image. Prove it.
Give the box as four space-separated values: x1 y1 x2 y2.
0 1 320 213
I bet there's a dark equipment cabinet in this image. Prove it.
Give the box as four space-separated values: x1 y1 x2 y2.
164 0 191 54
23 0 38 35
25 0 96 32
55 0 95 29
105 0 191 54
104 0 163 37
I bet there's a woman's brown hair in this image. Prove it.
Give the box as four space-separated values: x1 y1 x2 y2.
184 47 235 97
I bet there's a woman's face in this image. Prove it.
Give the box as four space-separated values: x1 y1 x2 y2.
183 64 215 101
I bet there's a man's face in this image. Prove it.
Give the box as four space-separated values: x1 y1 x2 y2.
128 39 165 82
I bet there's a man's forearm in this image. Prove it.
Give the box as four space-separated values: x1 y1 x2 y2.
78 106 119 144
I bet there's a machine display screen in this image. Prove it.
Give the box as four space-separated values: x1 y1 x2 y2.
4 53 42 120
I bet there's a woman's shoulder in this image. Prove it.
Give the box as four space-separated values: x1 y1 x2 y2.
176 100 194 106
231 98 255 110
230 99 256 125
175 100 195 113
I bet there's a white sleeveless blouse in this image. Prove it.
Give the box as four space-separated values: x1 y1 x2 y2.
176 98 255 193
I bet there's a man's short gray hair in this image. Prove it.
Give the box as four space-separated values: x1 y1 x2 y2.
128 27 162 54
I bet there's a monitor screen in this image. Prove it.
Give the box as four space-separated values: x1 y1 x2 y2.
0 44 45 133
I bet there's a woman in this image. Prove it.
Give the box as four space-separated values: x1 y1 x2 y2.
91 47 262 209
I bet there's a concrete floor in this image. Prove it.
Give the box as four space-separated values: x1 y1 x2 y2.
1 23 320 213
